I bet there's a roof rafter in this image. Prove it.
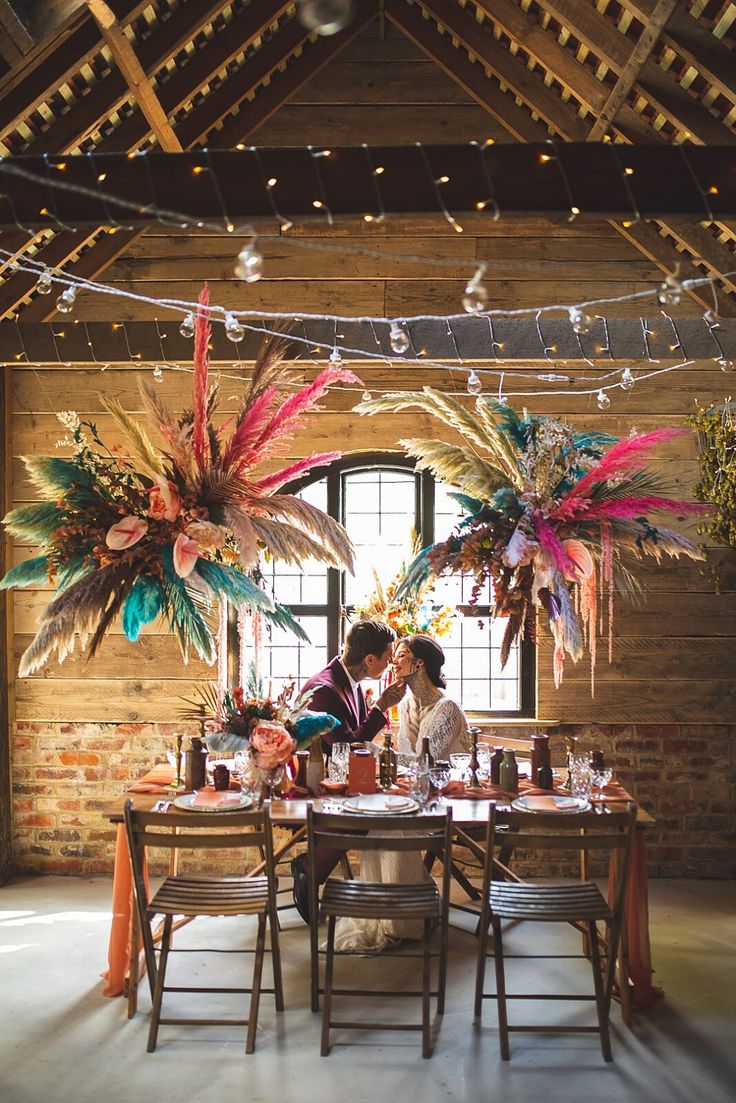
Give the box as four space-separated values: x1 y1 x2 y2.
587 0 679 142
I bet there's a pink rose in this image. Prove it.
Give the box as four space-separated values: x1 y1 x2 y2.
173 532 199 578
105 516 148 550
147 476 182 522
250 721 296 769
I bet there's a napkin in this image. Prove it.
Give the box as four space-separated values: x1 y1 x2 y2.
191 787 244 810
128 766 176 794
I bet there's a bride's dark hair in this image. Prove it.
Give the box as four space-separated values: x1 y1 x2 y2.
406 634 446 689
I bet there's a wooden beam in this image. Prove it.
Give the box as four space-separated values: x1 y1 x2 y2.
0 0 33 65
0 362 14 882
659 6 736 107
85 0 183 152
383 0 548 143
587 0 680 141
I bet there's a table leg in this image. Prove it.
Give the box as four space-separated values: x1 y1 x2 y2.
127 889 140 1019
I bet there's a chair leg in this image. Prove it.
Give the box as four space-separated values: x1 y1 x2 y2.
246 913 267 1054
310 896 320 1013
339 853 354 880
321 916 336 1057
588 920 613 1062
437 908 449 1016
147 914 172 1053
269 899 285 1013
474 920 489 1021
492 919 510 1061
422 917 432 1058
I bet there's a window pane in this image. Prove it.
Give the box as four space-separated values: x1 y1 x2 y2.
260 616 329 696
260 479 328 605
343 469 417 606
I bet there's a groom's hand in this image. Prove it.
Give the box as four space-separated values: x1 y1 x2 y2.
375 681 406 711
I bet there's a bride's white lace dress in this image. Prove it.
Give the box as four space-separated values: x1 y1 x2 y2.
331 674 469 953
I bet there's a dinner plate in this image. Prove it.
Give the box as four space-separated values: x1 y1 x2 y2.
173 792 253 813
511 794 591 814
341 793 419 815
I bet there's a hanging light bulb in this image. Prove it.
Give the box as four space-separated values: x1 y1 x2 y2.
234 240 263 282
55 286 76 314
224 312 245 342
703 308 719 327
36 268 53 295
362 390 372 402
718 357 734 372
596 389 611 410
329 347 342 364
620 367 635 391
152 365 164 383
297 0 352 35
389 322 410 355
462 268 488 314
179 312 195 339
467 370 482 395
569 305 593 335
657 274 682 306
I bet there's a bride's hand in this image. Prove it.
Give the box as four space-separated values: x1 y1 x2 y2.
376 681 406 711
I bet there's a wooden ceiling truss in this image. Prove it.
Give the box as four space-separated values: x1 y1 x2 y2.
0 0 732 322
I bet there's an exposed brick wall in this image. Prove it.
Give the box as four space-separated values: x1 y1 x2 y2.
11 721 736 878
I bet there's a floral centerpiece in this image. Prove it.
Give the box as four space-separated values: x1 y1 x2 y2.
352 534 456 638
1 288 360 675
687 401 736 547
357 390 709 691
182 679 338 766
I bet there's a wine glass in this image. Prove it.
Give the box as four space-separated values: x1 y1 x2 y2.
449 752 472 785
329 742 350 783
429 764 451 805
408 759 430 806
591 767 613 802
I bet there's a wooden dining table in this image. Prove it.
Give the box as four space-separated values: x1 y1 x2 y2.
101 775 658 1025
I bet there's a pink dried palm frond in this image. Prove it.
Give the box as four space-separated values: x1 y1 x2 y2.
192 285 211 473
250 366 362 455
535 516 581 577
220 384 280 473
581 496 710 521
566 427 687 501
254 452 342 493
243 328 293 407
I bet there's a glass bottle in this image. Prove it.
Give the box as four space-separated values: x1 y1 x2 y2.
184 736 208 790
379 730 397 788
420 734 435 769
499 748 519 793
530 733 551 785
490 745 504 786
306 738 325 794
537 762 554 790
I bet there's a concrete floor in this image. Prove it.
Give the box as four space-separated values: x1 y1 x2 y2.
0 876 734 1103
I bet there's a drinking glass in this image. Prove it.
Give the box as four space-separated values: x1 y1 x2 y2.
569 751 594 799
591 767 613 801
449 752 472 784
476 746 491 782
429 764 451 803
329 742 350 783
408 759 430 805
233 749 258 797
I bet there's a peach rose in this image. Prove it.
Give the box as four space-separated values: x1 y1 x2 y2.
250 721 296 769
147 476 182 522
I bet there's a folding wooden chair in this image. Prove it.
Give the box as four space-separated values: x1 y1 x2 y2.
307 806 452 1058
123 799 283 1053
474 802 637 1061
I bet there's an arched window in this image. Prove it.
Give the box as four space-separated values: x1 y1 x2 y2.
257 454 534 716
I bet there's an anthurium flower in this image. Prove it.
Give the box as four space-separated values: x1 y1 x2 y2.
105 516 148 550
173 532 199 578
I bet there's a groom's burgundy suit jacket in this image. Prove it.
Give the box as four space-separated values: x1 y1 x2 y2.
301 657 387 752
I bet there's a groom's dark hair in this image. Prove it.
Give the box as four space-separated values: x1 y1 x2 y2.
342 620 396 666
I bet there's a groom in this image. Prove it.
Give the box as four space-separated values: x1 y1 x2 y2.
291 619 406 921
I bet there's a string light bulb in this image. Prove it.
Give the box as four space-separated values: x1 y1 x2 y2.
462 267 488 314
36 268 53 295
467 370 482 396
718 357 734 372
152 365 164 383
569 305 593 335
389 322 410 355
596 389 611 410
179 312 195 339
329 347 343 364
703 309 719 327
362 390 372 402
225 312 245 342
55 286 76 314
234 240 263 283
658 274 683 307
620 367 635 391
296 0 352 36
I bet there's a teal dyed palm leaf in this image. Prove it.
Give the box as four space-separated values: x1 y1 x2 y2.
0 556 49 589
122 575 164 642
56 556 94 592
194 559 275 613
394 545 435 601
23 455 95 496
265 601 311 642
3 502 66 542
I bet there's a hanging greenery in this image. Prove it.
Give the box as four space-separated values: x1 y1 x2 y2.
687 402 736 547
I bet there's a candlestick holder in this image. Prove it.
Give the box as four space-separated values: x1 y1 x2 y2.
173 731 185 790
468 725 481 788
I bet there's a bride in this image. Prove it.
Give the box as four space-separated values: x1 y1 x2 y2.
332 634 469 954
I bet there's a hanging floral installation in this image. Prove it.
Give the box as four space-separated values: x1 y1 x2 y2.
1 288 360 676
357 390 710 691
686 401 736 548
352 533 456 639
